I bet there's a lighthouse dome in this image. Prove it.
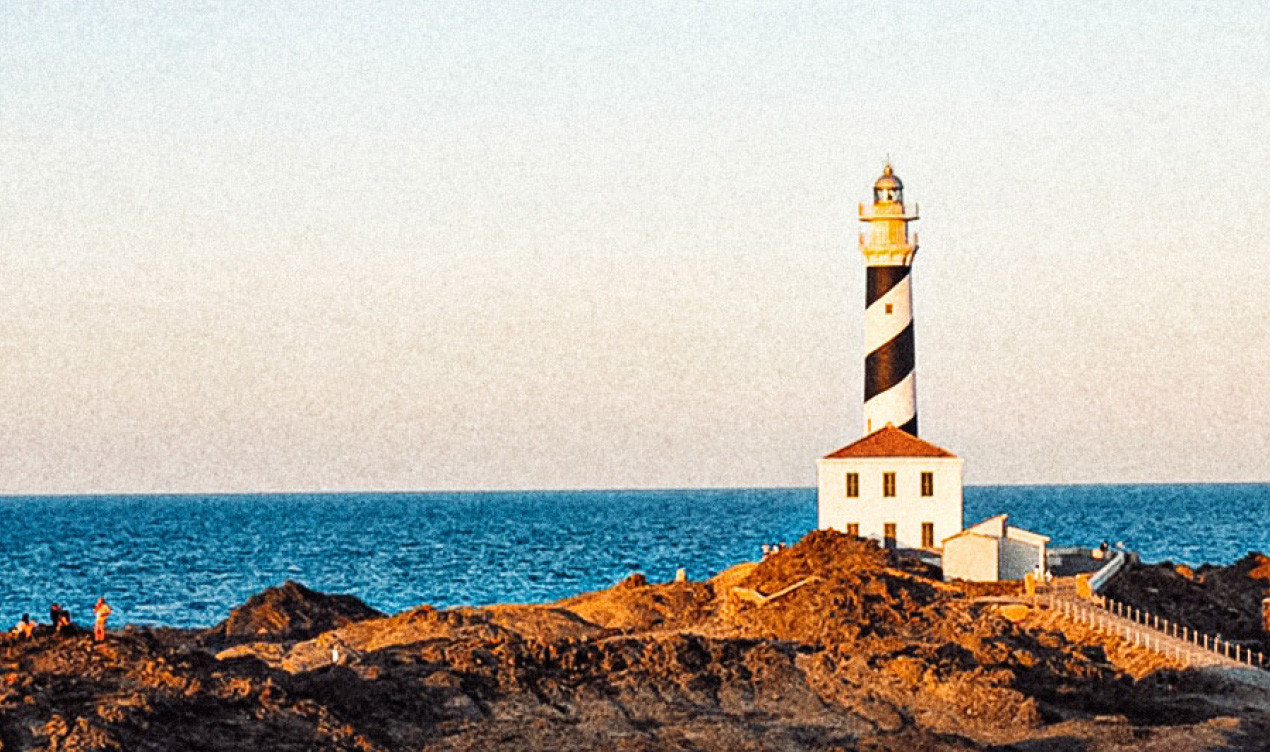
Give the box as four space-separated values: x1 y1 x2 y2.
874 163 903 191
873 163 903 203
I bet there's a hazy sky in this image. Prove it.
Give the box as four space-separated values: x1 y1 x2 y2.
2 2 1269 493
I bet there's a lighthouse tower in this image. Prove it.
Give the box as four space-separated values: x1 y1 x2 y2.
816 163 964 552
860 163 919 436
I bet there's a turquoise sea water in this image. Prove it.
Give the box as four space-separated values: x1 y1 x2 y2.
1 484 1266 628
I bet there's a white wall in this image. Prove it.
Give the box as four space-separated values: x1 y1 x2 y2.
816 456 964 550
942 534 998 582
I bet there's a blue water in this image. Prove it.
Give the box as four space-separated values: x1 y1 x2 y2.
0 485 1266 628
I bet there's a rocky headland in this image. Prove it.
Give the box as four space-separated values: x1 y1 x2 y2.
2 531 1268 751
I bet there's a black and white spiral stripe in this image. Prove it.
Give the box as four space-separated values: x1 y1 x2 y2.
864 265 918 436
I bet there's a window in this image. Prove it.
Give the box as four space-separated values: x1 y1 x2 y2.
885 303 893 315
882 472 896 497
921 472 934 497
845 473 859 498
846 523 859 537
922 522 935 549
883 523 897 549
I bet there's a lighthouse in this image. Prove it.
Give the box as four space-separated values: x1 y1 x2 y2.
816 163 963 551
859 163 919 436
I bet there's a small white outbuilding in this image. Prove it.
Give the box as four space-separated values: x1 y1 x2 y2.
941 514 1049 583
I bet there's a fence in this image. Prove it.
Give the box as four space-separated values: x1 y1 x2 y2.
1042 592 1268 670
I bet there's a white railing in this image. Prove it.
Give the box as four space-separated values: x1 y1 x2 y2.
858 204 919 221
1044 592 1268 671
1086 550 1127 593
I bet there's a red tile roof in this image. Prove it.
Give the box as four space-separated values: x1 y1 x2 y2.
822 424 957 459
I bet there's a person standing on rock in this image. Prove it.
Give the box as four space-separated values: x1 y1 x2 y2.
93 597 111 643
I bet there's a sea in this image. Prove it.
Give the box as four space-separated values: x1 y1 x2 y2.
1 484 1266 629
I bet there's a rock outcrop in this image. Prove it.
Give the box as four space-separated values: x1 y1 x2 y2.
2 534 1268 751
204 579 384 643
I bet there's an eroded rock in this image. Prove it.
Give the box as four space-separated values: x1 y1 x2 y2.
1 538 1267 750
205 580 383 643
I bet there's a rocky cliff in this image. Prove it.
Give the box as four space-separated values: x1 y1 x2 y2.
2 532 1267 751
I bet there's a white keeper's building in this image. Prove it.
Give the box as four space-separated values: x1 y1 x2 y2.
817 424 964 550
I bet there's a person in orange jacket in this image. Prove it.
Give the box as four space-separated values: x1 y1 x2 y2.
93 597 111 643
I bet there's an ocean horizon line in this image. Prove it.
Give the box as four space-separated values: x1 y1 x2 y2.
3 479 1269 500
